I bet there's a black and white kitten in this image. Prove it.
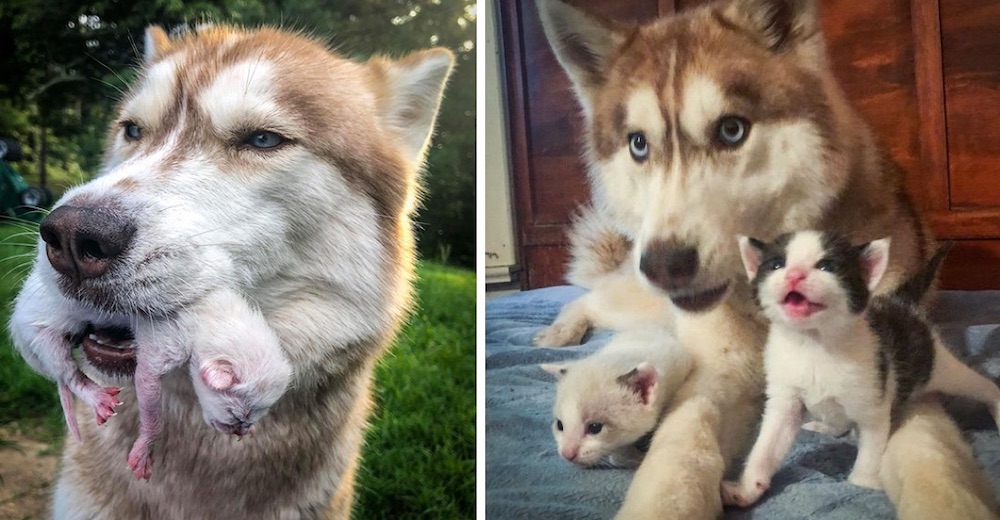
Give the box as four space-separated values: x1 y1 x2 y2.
721 230 1000 508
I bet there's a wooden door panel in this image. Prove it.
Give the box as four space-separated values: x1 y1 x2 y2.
503 0 661 288
941 0 1000 209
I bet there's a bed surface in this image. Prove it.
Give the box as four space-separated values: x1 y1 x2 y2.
485 286 1000 519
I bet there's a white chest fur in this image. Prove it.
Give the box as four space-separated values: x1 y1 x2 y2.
764 324 892 426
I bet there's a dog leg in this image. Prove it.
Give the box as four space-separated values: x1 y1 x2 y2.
925 343 1000 431
534 295 591 347
801 420 851 437
616 303 765 520
535 269 674 348
880 396 1000 520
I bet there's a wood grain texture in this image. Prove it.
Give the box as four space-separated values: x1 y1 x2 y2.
941 0 1000 209
502 0 660 288
500 0 1000 289
911 0 949 211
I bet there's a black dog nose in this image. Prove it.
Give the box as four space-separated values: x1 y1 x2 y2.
639 240 699 291
40 205 135 280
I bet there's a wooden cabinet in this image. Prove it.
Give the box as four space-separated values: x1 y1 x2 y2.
499 0 1000 290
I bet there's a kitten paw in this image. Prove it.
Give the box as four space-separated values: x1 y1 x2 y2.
127 442 153 481
847 471 882 490
92 387 122 425
534 323 587 348
721 479 767 508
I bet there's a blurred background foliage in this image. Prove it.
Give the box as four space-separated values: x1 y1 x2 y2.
0 0 475 267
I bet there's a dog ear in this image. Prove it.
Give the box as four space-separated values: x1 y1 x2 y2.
201 358 240 391
859 238 891 291
616 362 659 406
144 26 172 64
721 0 818 51
368 49 454 166
536 0 626 112
737 235 766 281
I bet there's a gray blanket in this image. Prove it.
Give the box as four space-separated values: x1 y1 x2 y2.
485 286 1000 519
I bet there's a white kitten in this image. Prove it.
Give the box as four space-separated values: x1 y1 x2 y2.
541 326 692 468
721 230 1000 508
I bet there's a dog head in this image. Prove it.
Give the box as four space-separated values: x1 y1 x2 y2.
30 25 453 380
538 0 850 312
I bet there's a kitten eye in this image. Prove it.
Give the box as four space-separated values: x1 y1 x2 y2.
764 256 786 271
628 132 649 162
555 419 564 432
586 422 603 435
243 130 287 150
715 115 750 147
122 121 141 141
816 259 835 272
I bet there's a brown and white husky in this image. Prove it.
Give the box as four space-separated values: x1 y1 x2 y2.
535 0 999 518
8 25 452 519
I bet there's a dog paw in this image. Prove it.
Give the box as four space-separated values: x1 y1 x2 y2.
802 420 850 437
92 387 122 425
533 323 586 348
127 442 153 481
720 479 767 508
847 471 881 490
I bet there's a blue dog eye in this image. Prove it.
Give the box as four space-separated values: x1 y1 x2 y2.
246 130 286 149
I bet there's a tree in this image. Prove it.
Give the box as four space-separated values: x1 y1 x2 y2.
0 0 475 267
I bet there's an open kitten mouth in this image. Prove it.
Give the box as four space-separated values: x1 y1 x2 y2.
78 323 137 377
781 291 826 319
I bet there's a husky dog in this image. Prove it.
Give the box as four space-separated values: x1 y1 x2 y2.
535 0 997 518
722 231 1000 507
541 326 692 468
8 25 452 519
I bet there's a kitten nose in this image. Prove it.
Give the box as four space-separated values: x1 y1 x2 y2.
640 239 699 291
785 269 807 288
560 447 578 462
40 205 136 281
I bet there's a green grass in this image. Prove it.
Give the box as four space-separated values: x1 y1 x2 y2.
355 262 476 519
0 224 475 518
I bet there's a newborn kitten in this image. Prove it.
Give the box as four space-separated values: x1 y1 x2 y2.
127 287 293 480
10 269 126 442
541 325 692 468
721 230 1000 508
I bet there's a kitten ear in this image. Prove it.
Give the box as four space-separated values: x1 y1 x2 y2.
201 359 239 391
540 363 569 380
616 362 659 406
737 236 766 281
860 238 891 291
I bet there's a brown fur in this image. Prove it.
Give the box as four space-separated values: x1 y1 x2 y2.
537 0 995 518
46 25 453 519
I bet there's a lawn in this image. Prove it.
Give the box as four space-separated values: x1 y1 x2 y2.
0 223 476 519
